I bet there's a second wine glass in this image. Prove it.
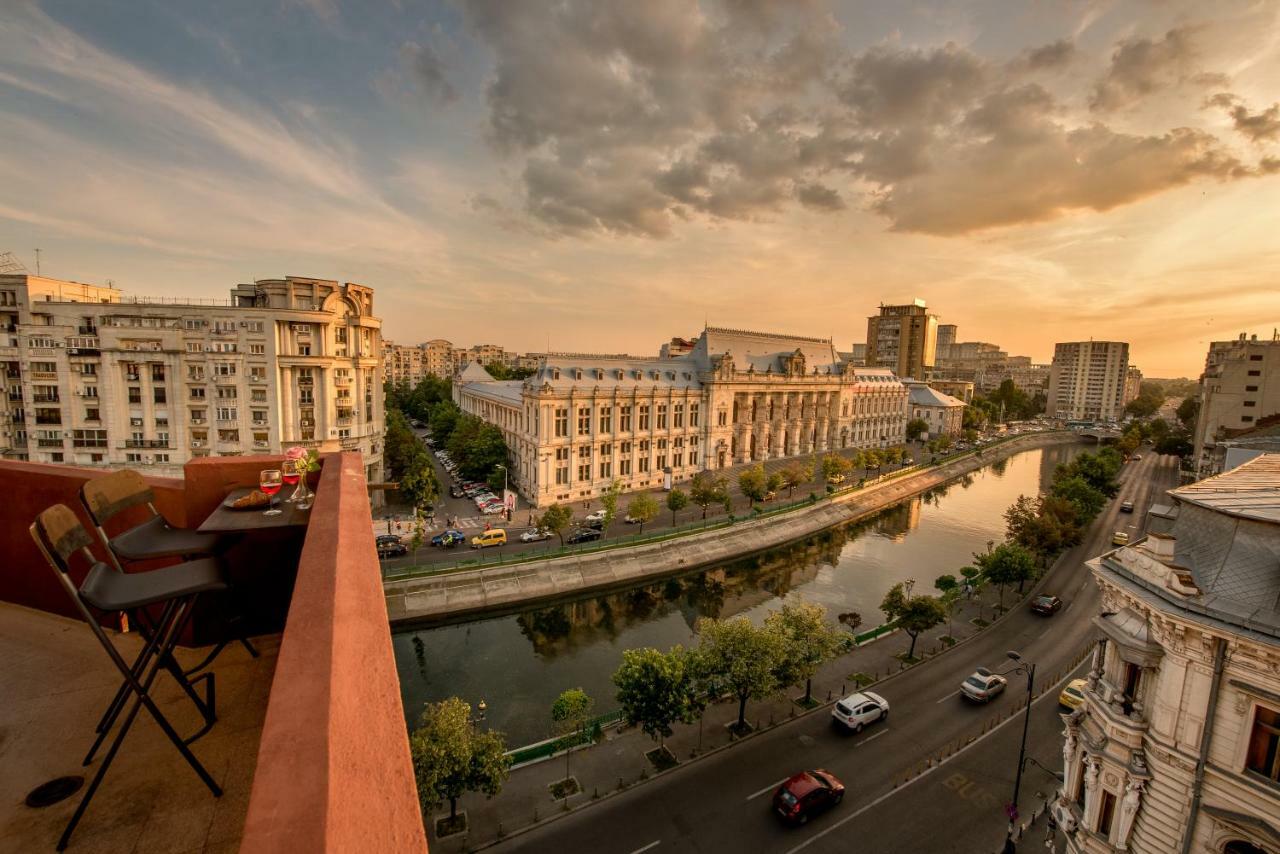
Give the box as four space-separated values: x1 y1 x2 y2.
260 469 283 516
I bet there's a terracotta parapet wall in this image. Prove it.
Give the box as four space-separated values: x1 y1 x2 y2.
240 451 427 853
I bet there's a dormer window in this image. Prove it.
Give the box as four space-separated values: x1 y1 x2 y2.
552 368 560 380
596 369 604 380
667 371 675 381
634 370 642 380
615 369 624 380
575 369 583 380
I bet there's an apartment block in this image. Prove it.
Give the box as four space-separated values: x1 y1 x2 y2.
1193 332 1280 475
1046 341 1130 422
865 299 938 382
0 274 383 485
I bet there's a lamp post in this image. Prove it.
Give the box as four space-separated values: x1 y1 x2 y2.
1006 650 1036 835
496 464 508 521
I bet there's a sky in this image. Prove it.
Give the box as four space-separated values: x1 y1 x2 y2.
1 1 1278 377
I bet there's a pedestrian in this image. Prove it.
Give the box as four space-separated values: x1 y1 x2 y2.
396 520 403 532
386 519 392 535
484 521 491 531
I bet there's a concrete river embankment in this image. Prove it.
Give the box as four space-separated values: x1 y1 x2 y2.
384 431 1082 626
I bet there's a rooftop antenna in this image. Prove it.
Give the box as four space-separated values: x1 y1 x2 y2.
34 247 41 276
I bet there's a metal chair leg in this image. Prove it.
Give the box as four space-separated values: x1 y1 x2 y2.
83 603 174 765
58 597 222 851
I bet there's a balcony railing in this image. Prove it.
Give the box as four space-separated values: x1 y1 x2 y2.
36 439 64 448
120 440 172 449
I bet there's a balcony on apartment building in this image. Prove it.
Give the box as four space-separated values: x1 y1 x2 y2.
0 453 426 852
119 439 174 449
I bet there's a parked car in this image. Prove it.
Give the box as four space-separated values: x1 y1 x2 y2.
772 770 845 826
1132 454 1142 461
470 529 507 549
831 691 889 733
623 513 645 524
1030 595 1062 616
1119 500 1134 513
431 530 466 548
375 534 407 558
520 528 552 543
584 509 608 524
826 474 846 485
1059 678 1088 710
566 528 602 545
1112 531 1130 546
480 503 506 515
960 667 1007 703
764 490 777 501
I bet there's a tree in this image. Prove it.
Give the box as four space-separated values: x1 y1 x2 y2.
906 418 929 441
1004 495 1080 560
1051 475 1108 522
384 408 421 481
766 471 784 496
778 461 812 497
689 473 729 519
1125 381 1165 418
1155 432 1193 459
538 503 573 546
821 453 851 482
1176 396 1200 431
696 616 782 731
399 446 439 511
764 602 845 705
446 415 509 482
934 574 960 637
600 480 623 529
666 488 688 525
550 688 593 791
975 542 1038 605
880 583 946 659
737 464 768 506
612 647 697 748
409 697 511 822
428 401 460 447
837 611 863 635
625 493 659 533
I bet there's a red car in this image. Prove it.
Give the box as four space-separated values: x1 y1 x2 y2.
772 770 845 825
1031 595 1062 616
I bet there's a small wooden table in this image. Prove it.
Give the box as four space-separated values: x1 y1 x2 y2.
197 488 312 534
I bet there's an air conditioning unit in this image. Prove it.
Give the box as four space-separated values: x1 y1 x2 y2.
142 455 152 464
130 418 143 427
191 440 205 447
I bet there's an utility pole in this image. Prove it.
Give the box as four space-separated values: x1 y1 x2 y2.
1006 650 1036 836
34 247 41 276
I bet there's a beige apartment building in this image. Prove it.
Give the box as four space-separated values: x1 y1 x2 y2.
455 327 909 507
1046 341 1130 422
0 274 383 485
1124 365 1143 404
383 340 427 386
1193 332 1280 476
1056 455 1280 854
865 299 938 382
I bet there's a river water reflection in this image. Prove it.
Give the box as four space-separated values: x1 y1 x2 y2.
392 443 1085 745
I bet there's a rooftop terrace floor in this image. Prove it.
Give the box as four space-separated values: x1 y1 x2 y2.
0 602 278 853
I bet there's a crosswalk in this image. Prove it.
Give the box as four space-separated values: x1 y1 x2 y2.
373 515 515 536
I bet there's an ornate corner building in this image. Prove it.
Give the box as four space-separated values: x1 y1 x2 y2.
1056 455 1280 854
454 327 909 507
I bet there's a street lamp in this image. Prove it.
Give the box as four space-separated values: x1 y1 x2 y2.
1006 650 1036 834
496 464 508 520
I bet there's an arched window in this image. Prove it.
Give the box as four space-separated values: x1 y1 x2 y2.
1224 842 1265 854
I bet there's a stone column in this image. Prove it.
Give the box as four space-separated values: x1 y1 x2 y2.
1082 757 1101 830
1114 778 1143 850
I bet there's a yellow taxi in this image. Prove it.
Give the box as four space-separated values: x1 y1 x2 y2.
1059 678 1088 710
1111 531 1130 546
470 529 507 549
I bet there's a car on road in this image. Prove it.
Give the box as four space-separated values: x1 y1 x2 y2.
764 490 777 501
1112 531 1130 546
772 770 845 826
623 513 645 524
1120 500 1134 513
431 530 466 548
831 691 889 733
375 534 408 559
470 529 507 549
584 509 608 524
1059 678 1088 710
1030 595 1063 616
826 474 846 485
566 528 602 545
449 484 465 499
1132 454 1142 461
520 528 552 543
960 667 1007 703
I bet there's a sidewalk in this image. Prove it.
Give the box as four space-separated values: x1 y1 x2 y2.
427 582 1019 852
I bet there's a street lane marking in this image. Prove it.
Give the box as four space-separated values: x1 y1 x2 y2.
935 690 958 704
627 841 660 854
746 777 791 801
782 664 1086 854
857 728 889 746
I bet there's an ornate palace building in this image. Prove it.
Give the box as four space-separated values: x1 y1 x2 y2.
1056 455 1280 854
454 327 908 507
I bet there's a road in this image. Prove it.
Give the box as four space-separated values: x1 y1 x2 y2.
486 451 1179 854
378 428 1052 570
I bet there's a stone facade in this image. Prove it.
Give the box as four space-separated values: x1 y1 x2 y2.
455 327 908 507
1056 455 1280 854
0 274 383 485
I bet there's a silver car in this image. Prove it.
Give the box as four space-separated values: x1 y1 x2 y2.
960 667 1007 703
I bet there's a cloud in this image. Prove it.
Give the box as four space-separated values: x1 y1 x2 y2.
1206 93 1280 142
404 41 458 104
1089 26 1204 111
455 3 1272 239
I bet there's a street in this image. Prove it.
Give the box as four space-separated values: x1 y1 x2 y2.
479 452 1178 854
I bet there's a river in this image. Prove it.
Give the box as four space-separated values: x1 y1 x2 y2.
391 443 1085 746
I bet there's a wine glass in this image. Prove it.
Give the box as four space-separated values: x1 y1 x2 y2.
282 459 302 502
260 469 283 516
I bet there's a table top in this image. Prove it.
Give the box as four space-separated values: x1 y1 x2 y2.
197 487 312 534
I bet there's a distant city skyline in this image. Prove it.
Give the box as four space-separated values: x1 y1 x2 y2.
3 1 1278 377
